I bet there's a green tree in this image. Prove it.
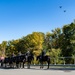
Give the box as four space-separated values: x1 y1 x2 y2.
24 32 44 56
59 23 75 63
1 41 7 57
51 28 61 49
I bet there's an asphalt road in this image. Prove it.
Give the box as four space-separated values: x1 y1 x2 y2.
0 66 75 75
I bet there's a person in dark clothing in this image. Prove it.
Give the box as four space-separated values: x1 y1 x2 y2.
41 50 46 57
16 51 22 68
40 50 46 60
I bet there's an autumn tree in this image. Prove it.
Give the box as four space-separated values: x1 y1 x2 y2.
23 32 44 56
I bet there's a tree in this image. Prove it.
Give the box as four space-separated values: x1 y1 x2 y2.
1 41 7 57
23 32 44 56
44 32 53 52
59 23 75 63
51 28 61 49
6 39 21 56
48 48 61 64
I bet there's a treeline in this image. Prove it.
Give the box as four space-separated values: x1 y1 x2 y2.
0 22 75 64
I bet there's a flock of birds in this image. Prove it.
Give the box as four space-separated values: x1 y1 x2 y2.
59 6 66 12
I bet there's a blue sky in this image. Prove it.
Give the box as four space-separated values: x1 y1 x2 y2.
0 0 75 43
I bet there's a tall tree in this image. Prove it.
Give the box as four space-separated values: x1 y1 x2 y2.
23 32 44 56
59 23 75 63
51 28 61 49
1 41 7 57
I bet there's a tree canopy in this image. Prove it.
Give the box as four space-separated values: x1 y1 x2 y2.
0 22 75 64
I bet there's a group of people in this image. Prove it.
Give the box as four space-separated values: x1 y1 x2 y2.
11 51 30 61
10 50 46 60
0 50 46 61
0 50 50 69
11 50 31 57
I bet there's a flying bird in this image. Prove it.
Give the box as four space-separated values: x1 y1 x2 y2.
59 6 66 12
64 10 66 12
59 6 62 8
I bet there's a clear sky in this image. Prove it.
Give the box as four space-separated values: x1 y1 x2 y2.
0 0 75 43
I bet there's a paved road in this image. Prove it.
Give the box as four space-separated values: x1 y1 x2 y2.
0 67 75 75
